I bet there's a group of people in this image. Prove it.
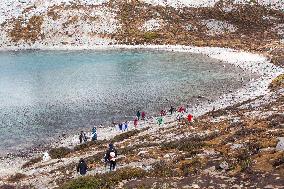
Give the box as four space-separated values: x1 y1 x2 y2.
77 143 118 175
79 105 194 144
76 105 194 176
117 121 128 132
79 125 98 144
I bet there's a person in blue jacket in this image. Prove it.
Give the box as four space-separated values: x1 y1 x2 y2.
92 126 97 141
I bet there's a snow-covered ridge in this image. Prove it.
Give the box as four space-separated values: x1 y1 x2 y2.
0 0 283 49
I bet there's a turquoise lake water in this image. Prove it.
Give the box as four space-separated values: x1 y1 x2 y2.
0 50 250 155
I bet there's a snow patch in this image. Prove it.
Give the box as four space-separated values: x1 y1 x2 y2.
142 0 218 8
140 19 162 31
201 19 237 36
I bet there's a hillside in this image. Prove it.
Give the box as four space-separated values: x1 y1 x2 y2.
0 0 284 189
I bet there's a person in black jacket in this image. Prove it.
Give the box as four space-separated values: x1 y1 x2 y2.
105 143 118 171
136 111 141 120
77 158 88 175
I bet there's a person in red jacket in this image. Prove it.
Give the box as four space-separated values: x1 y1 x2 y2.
141 111 146 120
178 106 185 113
187 114 193 123
134 117 138 128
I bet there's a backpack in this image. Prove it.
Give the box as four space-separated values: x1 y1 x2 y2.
108 149 116 161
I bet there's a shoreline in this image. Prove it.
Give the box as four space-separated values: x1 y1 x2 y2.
0 44 283 180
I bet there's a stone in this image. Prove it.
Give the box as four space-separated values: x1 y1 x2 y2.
164 154 170 158
231 143 244 150
191 184 200 188
276 137 284 151
137 151 148 156
219 161 229 170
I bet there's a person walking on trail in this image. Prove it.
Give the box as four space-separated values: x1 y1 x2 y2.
186 105 190 113
105 143 118 171
160 109 166 116
187 114 193 123
176 113 183 122
77 158 88 175
141 111 146 120
92 126 97 135
79 131 87 143
136 111 141 120
91 126 97 141
118 123 123 131
134 117 138 128
178 106 185 113
157 116 163 126
123 121 128 131
169 106 175 115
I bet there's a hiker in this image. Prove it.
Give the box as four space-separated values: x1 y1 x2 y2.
79 131 87 143
185 105 190 113
187 114 193 123
160 109 166 116
157 116 163 126
77 158 88 175
42 151 51 162
141 111 146 120
123 121 128 131
92 126 97 135
92 126 97 141
105 143 118 171
118 123 123 131
136 111 141 120
134 117 138 128
176 113 183 122
178 106 185 113
169 106 175 115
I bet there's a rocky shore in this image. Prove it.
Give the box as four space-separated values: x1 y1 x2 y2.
0 0 283 189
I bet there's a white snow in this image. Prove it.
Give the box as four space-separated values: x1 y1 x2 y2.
276 137 284 151
140 19 162 31
142 0 218 8
201 19 237 35
142 0 284 9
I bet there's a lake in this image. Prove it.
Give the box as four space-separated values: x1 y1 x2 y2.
0 49 250 155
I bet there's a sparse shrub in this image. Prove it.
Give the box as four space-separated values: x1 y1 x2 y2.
60 176 106 189
0 185 32 189
240 158 252 172
150 160 177 177
49 147 72 159
74 139 108 152
73 142 92 152
234 149 252 172
272 156 284 167
0 185 14 189
179 158 203 176
86 151 106 164
269 74 284 90
144 32 159 41
60 168 147 189
22 157 42 169
112 128 148 143
7 173 27 182
266 114 284 128
161 138 204 153
234 128 265 137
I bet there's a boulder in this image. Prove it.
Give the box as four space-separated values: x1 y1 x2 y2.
219 161 229 170
276 137 284 151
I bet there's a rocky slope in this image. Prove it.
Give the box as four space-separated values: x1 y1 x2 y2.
0 0 283 189
1 82 283 188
